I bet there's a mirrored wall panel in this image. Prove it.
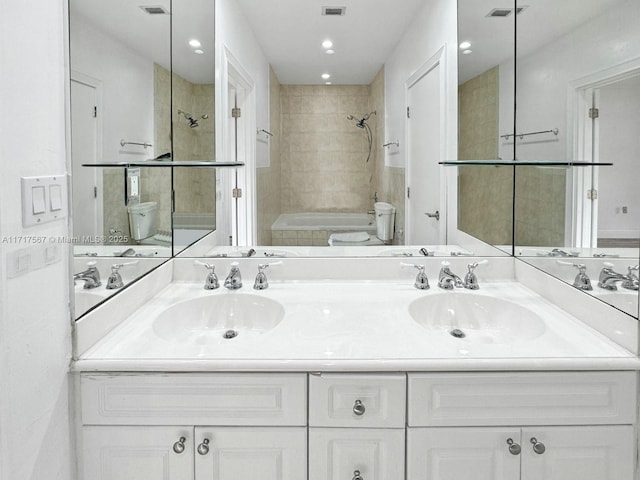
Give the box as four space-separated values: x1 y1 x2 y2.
513 0 639 317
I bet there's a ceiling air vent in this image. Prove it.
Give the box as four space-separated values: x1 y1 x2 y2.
322 6 347 16
486 6 528 17
139 5 169 15
486 8 513 17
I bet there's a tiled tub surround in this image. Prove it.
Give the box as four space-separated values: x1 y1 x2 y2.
74 256 639 369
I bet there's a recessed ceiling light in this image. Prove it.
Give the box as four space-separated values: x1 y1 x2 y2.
459 41 471 49
189 39 201 48
462 49 472 55
194 49 204 55
321 73 331 79
326 49 335 55
322 40 333 49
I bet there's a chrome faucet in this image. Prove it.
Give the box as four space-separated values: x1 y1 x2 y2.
627 265 639 290
106 260 138 290
400 263 430 290
253 261 282 290
463 260 488 290
438 261 464 290
548 248 578 257
74 262 101 289
224 262 243 289
557 260 593 291
195 261 219 290
598 262 634 290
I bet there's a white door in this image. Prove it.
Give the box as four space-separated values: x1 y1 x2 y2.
195 427 306 480
309 428 405 480
407 427 521 480
71 78 101 239
82 426 193 480
406 60 443 245
521 426 634 480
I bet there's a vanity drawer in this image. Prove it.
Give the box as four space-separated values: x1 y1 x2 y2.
309 373 406 427
309 428 405 480
408 371 636 427
81 373 307 426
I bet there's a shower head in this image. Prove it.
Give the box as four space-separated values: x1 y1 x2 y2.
178 109 209 128
347 111 377 128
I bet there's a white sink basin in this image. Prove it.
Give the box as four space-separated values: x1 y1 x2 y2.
408 293 546 344
591 289 638 317
152 294 285 344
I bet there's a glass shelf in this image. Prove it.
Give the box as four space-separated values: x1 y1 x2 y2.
440 160 613 167
82 161 245 168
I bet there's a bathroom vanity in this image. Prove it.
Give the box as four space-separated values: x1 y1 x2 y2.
73 257 640 480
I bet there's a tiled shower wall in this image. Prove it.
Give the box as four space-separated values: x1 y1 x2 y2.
280 84 373 213
457 66 565 247
102 65 215 241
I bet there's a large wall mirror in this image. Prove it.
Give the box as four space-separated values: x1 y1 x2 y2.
458 0 639 318
69 0 217 318
196 0 506 260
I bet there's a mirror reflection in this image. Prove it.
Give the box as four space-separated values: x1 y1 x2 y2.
69 0 217 317
457 0 639 317
209 0 503 259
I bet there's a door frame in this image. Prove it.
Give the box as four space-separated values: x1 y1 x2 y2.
217 46 256 246
568 57 640 247
70 70 104 237
404 45 448 245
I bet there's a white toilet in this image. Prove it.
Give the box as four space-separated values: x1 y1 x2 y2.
329 202 396 246
127 201 158 242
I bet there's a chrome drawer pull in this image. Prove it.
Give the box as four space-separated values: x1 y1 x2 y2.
197 438 210 455
506 438 521 455
353 399 366 416
172 437 186 454
530 437 546 454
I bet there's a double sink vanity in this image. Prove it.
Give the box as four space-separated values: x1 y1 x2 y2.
73 255 639 480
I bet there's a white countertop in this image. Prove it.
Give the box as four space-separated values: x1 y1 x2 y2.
75 280 640 372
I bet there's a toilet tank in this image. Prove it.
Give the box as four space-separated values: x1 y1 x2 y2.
127 201 158 241
374 202 395 243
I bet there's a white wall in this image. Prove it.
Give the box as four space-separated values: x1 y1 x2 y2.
383 0 458 168
70 10 155 161
0 1 73 479
498 0 640 162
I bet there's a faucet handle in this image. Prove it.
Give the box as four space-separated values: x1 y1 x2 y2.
254 262 282 290
106 260 139 290
556 260 593 291
194 260 220 290
400 263 430 290
464 260 487 290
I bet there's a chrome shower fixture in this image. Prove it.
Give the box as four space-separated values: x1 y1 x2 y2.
346 111 376 162
177 109 209 128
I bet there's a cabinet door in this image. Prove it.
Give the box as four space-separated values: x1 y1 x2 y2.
194 427 306 480
309 428 405 480
82 426 194 480
407 427 521 480
521 425 634 480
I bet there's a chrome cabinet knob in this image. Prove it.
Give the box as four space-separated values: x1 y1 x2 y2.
352 469 363 480
197 438 210 455
506 438 521 455
530 437 546 454
352 399 366 416
172 437 186 454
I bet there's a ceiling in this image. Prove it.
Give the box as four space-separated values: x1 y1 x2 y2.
235 0 426 85
458 0 629 84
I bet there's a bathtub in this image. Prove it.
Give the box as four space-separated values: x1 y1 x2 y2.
271 212 376 246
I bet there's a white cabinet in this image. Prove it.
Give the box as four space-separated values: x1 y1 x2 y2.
82 426 306 480
520 426 634 480
309 428 405 480
194 427 306 480
407 427 521 480
82 426 194 480
407 426 634 480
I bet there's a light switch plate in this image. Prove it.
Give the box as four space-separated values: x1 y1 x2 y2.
21 175 68 227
